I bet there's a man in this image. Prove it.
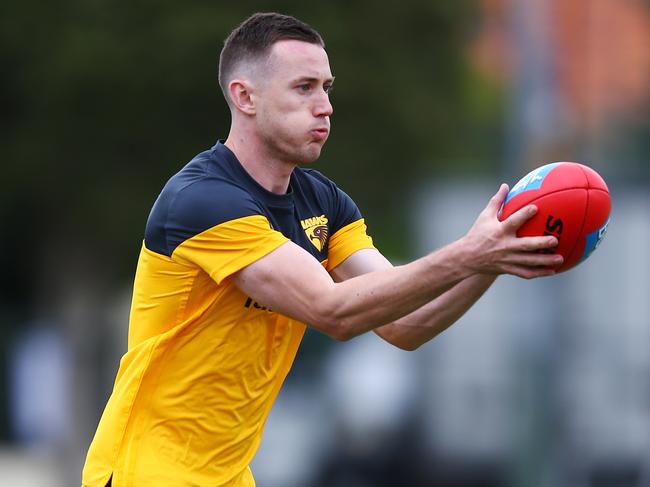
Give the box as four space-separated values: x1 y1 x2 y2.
82 12 561 487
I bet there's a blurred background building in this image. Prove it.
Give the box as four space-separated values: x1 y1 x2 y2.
1 0 649 486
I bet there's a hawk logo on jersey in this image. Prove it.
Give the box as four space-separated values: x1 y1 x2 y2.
301 214 329 252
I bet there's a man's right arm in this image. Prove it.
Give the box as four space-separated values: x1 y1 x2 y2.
232 184 562 341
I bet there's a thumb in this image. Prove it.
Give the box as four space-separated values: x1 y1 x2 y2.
486 183 509 217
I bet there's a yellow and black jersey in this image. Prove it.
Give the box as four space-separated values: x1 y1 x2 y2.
82 141 374 487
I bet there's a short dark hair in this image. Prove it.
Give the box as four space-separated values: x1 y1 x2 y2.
218 12 325 102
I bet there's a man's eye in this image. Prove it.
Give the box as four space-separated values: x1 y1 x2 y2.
324 84 333 94
298 84 311 92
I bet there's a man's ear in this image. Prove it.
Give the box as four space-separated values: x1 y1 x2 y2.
228 79 257 115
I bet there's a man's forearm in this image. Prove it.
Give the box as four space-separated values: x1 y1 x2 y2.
374 274 497 350
234 239 478 341
314 241 476 340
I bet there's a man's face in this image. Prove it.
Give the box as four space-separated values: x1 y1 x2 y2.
254 40 334 165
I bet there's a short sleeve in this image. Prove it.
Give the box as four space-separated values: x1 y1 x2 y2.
326 218 375 271
172 215 289 284
145 174 289 283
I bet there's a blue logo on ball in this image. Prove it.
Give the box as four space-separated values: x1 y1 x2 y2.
505 162 561 203
580 218 610 262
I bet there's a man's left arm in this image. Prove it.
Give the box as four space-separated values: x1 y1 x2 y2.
329 248 497 351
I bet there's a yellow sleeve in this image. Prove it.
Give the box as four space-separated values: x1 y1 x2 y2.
171 215 289 284
326 218 375 271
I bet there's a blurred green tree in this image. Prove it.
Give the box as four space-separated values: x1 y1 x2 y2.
0 0 502 307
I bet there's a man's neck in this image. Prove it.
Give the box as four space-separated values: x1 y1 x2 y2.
224 135 294 195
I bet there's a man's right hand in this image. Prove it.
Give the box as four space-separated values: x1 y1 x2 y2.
460 183 563 279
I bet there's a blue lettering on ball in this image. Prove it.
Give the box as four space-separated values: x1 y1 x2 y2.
505 162 561 203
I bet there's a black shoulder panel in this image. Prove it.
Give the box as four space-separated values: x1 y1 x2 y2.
145 156 263 256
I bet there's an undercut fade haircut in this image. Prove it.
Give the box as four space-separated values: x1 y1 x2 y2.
218 12 325 105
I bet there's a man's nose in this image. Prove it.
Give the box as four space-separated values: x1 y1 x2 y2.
314 92 333 117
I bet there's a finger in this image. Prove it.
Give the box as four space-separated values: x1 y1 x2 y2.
503 204 538 231
504 252 564 268
513 235 559 252
502 264 557 280
485 183 509 217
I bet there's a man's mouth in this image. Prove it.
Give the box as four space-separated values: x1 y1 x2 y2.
311 128 329 140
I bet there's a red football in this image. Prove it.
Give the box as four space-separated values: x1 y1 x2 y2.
500 162 611 273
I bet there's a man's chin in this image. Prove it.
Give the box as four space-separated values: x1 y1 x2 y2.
295 144 324 165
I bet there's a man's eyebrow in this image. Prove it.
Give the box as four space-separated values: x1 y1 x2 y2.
291 76 336 84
